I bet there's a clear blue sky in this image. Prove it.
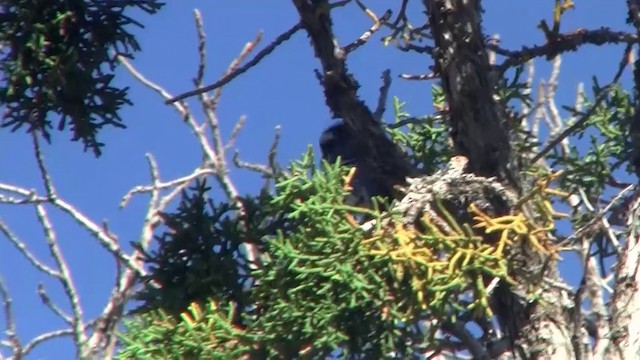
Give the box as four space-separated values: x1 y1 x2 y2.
0 1 631 358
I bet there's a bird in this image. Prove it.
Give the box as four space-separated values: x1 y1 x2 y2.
319 121 415 208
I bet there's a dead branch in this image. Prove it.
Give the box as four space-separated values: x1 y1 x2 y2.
495 27 638 72
0 277 20 359
531 44 633 164
166 22 302 104
342 8 392 53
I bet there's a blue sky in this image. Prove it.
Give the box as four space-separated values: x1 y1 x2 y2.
0 1 632 358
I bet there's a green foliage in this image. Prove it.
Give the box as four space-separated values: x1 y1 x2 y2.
249 149 409 358
116 62 575 359
133 180 278 317
551 81 635 200
0 0 164 156
386 92 452 174
118 300 252 359
119 144 563 358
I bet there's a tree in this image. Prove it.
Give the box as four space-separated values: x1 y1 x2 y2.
1 0 640 359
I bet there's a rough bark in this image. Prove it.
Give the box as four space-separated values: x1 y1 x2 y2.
605 153 640 360
424 1 577 357
292 0 416 200
422 0 512 182
293 0 590 357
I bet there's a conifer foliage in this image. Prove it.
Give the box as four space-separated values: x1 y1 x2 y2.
0 0 164 155
2 1 640 359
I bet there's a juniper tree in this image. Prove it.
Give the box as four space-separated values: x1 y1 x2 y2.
2 1 640 359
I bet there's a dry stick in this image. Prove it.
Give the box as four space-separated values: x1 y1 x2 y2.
37 284 72 325
374 69 392 121
31 134 88 352
563 184 636 246
0 277 21 357
530 44 632 164
120 168 217 208
166 22 302 104
86 153 164 357
21 329 74 357
225 115 247 151
343 9 392 53
579 186 620 249
193 9 262 113
3 141 143 276
535 56 571 161
118 57 219 170
495 28 638 71
188 11 262 270
232 127 283 180
386 0 409 34
120 9 275 279
400 73 438 81
0 220 59 277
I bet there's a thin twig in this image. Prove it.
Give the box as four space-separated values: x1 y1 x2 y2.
531 44 632 164
0 277 21 358
166 22 302 104
400 73 438 80
86 153 163 357
563 184 636 245
374 69 392 121
343 9 392 53
32 135 87 350
224 115 247 151
233 152 275 177
21 329 74 357
267 125 282 179
495 28 638 71
120 167 216 208
37 284 72 325
0 219 59 277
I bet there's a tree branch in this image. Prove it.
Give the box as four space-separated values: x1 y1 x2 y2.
495 27 638 72
423 0 513 182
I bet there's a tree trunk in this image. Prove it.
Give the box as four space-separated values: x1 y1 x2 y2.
424 0 577 357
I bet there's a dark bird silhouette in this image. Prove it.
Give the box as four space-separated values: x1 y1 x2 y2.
319 121 416 208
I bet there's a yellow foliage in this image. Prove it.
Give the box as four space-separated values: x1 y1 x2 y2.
360 170 567 317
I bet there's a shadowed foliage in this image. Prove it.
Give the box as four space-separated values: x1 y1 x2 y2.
0 0 164 155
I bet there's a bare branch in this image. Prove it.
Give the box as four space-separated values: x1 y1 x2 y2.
120 167 216 208
563 184 636 246
233 152 274 177
36 284 72 325
373 69 391 121
196 9 263 112
531 44 633 164
35 203 85 343
31 135 87 349
399 72 438 81
0 277 21 359
0 219 59 277
342 8 392 54
166 22 302 104
225 115 247 151
495 27 638 71
21 329 74 358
